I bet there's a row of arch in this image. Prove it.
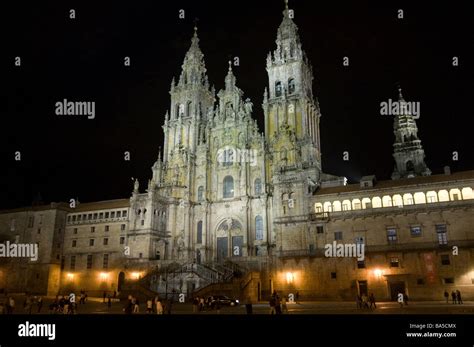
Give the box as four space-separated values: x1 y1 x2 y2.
275 78 295 97
315 187 474 213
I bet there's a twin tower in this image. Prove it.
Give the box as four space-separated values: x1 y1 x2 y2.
130 1 431 263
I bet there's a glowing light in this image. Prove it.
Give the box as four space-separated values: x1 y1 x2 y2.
131 272 141 280
286 272 295 284
66 273 74 279
99 272 109 280
373 269 383 278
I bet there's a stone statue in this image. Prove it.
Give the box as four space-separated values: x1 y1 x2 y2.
244 98 253 114
134 179 139 192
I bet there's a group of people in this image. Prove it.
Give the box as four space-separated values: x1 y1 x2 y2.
269 291 290 314
124 295 170 314
0 295 44 314
444 290 463 304
48 295 77 314
191 296 218 312
356 293 377 309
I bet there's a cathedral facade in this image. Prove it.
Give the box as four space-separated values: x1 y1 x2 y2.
1 3 473 301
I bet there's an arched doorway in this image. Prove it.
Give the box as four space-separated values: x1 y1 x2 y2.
216 218 243 261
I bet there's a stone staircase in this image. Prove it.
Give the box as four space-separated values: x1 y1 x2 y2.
120 261 242 301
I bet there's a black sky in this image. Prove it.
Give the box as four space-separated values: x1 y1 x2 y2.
3 1 473 209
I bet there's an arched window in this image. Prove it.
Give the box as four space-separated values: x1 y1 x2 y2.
223 176 234 198
406 160 414 172
198 186 204 202
288 78 295 94
275 81 282 97
197 221 203 244
255 216 263 240
254 178 262 195
223 149 234 167
186 101 192 117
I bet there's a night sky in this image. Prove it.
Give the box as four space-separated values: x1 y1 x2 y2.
3 1 473 209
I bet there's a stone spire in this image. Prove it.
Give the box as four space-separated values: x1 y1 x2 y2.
178 26 209 88
391 86 431 179
224 61 236 91
268 0 303 67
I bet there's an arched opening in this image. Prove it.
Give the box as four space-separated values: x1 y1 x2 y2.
403 193 414 205
372 196 382 208
275 81 282 97
449 188 462 201
426 191 438 203
382 195 393 207
392 194 403 207
352 198 362 210
342 200 351 211
362 198 371 209
332 201 342 212
438 190 449 202
198 186 204 202
461 187 474 199
323 201 333 212
406 160 414 172
288 78 295 94
314 203 323 213
223 176 234 198
414 192 426 204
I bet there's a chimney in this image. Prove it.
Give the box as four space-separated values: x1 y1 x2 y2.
444 166 451 175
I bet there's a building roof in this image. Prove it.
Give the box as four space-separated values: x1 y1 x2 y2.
70 199 130 212
0 198 130 215
315 170 474 196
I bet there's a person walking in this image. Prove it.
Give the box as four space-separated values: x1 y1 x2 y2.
275 294 282 314
156 298 164 314
199 297 205 312
107 295 112 309
146 298 153 313
103 291 107 303
8 297 15 314
444 290 449 303
295 291 300 304
356 295 362 309
451 291 457 304
281 296 288 314
361 294 369 309
369 293 376 309
269 296 276 314
456 290 463 304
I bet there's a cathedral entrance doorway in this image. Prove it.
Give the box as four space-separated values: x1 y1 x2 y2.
217 237 228 261
216 218 244 262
